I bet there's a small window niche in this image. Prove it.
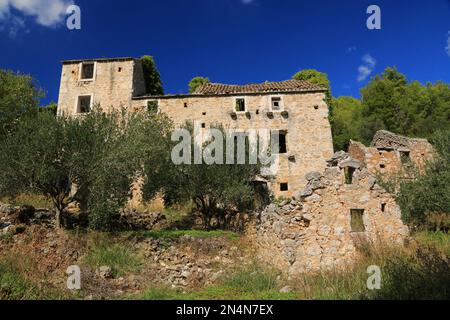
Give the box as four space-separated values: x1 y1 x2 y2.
344 167 356 184
280 183 289 192
271 97 282 111
272 131 287 154
79 62 95 81
399 150 411 165
77 95 92 113
381 203 386 212
147 101 158 114
201 123 206 129
235 98 246 112
350 209 365 232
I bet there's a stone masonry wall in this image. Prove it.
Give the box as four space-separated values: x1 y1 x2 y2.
348 130 434 177
248 151 409 277
57 59 144 115
132 93 334 197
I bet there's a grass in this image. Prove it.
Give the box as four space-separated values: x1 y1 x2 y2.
84 239 142 277
0 253 66 300
414 230 450 255
0 193 52 208
131 229 240 241
137 263 296 300
136 231 450 300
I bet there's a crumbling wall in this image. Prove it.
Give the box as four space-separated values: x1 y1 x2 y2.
348 130 434 177
248 151 409 277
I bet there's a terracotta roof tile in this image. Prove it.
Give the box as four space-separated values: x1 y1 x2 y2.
192 79 326 95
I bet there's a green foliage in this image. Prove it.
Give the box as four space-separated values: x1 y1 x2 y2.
393 130 450 226
40 102 58 116
188 76 210 93
140 56 164 95
329 67 450 150
0 69 43 138
330 96 364 150
143 124 264 229
84 239 141 277
293 69 332 102
360 67 450 143
0 106 173 230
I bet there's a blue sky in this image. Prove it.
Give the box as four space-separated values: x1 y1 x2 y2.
1 0 449 106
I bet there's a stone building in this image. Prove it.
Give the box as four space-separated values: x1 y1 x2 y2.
348 130 434 177
249 151 409 276
57 57 334 197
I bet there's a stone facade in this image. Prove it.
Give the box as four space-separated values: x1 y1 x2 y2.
248 151 409 276
57 57 334 197
348 130 434 177
57 58 146 116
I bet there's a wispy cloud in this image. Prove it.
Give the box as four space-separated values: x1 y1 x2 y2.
242 0 255 4
346 46 356 54
0 0 73 36
357 54 376 82
446 31 450 57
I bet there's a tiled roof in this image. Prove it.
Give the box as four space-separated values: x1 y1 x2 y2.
62 57 135 64
192 79 326 95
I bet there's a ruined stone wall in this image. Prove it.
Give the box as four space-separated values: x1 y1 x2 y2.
57 59 143 115
248 152 409 277
132 93 334 197
348 131 434 177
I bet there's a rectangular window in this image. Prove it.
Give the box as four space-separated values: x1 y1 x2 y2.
235 98 246 112
350 209 365 232
77 95 92 113
280 183 289 191
400 151 411 165
80 62 95 80
271 97 282 111
272 131 287 154
344 167 355 184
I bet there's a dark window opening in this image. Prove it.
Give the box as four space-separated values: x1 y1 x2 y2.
80 63 94 80
202 112 207 116
344 167 356 184
184 103 188 108
271 97 282 111
381 203 386 212
201 123 206 128
118 67 122 72
280 183 289 191
400 151 411 165
314 105 319 110
350 209 365 232
235 98 245 112
77 96 91 113
256 109 260 115
272 131 287 154
380 164 386 169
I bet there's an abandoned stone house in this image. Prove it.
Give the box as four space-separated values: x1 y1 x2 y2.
57 57 433 273
57 57 334 197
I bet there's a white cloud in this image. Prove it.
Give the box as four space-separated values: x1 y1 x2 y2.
346 46 356 54
0 0 72 31
446 31 450 57
357 54 376 82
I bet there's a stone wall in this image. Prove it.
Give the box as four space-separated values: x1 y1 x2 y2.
57 58 335 197
247 151 409 277
133 93 334 197
57 58 144 115
348 130 434 177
